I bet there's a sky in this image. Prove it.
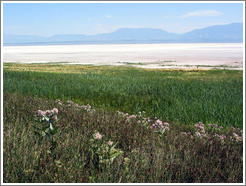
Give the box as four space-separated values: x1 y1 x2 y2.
3 2 244 37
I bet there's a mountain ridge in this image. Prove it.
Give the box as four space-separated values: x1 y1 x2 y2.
3 23 243 45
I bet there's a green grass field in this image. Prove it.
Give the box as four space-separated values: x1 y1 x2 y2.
3 63 243 183
4 63 243 128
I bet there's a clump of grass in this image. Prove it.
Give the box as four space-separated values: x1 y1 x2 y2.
3 93 243 183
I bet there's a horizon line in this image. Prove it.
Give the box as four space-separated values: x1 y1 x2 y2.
3 22 243 38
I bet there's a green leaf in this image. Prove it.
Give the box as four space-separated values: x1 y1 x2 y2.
35 120 44 125
41 125 49 131
160 128 165 134
161 134 165 140
41 131 46 137
50 126 58 135
44 116 50 122
45 128 50 133
111 142 118 149
50 123 54 130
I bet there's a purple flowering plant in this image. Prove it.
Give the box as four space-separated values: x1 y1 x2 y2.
117 111 170 140
33 108 60 151
89 131 124 170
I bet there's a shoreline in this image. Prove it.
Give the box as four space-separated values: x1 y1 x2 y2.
3 43 243 70
3 62 243 71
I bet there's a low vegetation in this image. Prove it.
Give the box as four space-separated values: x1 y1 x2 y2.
3 63 243 183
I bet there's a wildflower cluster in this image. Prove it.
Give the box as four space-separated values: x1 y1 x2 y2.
55 99 63 106
182 122 243 144
213 134 226 142
194 122 206 138
232 133 242 142
33 108 60 151
117 111 129 118
89 131 124 169
56 99 95 113
37 108 59 122
126 114 137 122
151 119 169 130
228 127 243 142
150 119 169 140
117 111 169 139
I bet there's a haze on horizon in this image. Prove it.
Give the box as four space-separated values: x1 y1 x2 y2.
3 2 244 37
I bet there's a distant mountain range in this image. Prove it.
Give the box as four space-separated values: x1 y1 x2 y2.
3 23 243 45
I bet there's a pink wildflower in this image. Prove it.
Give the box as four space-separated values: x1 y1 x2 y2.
52 108 58 115
45 110 51 116
195 132 201 137
156 119 162 125
37 110 43 116
233 133 242 142
126 115 137 122
199 126 204 130
108 141 113 146
95 132 102 140
163 122 169 126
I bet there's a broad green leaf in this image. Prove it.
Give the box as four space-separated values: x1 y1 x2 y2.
50 123 54 130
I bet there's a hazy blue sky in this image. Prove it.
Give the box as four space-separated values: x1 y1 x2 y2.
3 2 244 36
